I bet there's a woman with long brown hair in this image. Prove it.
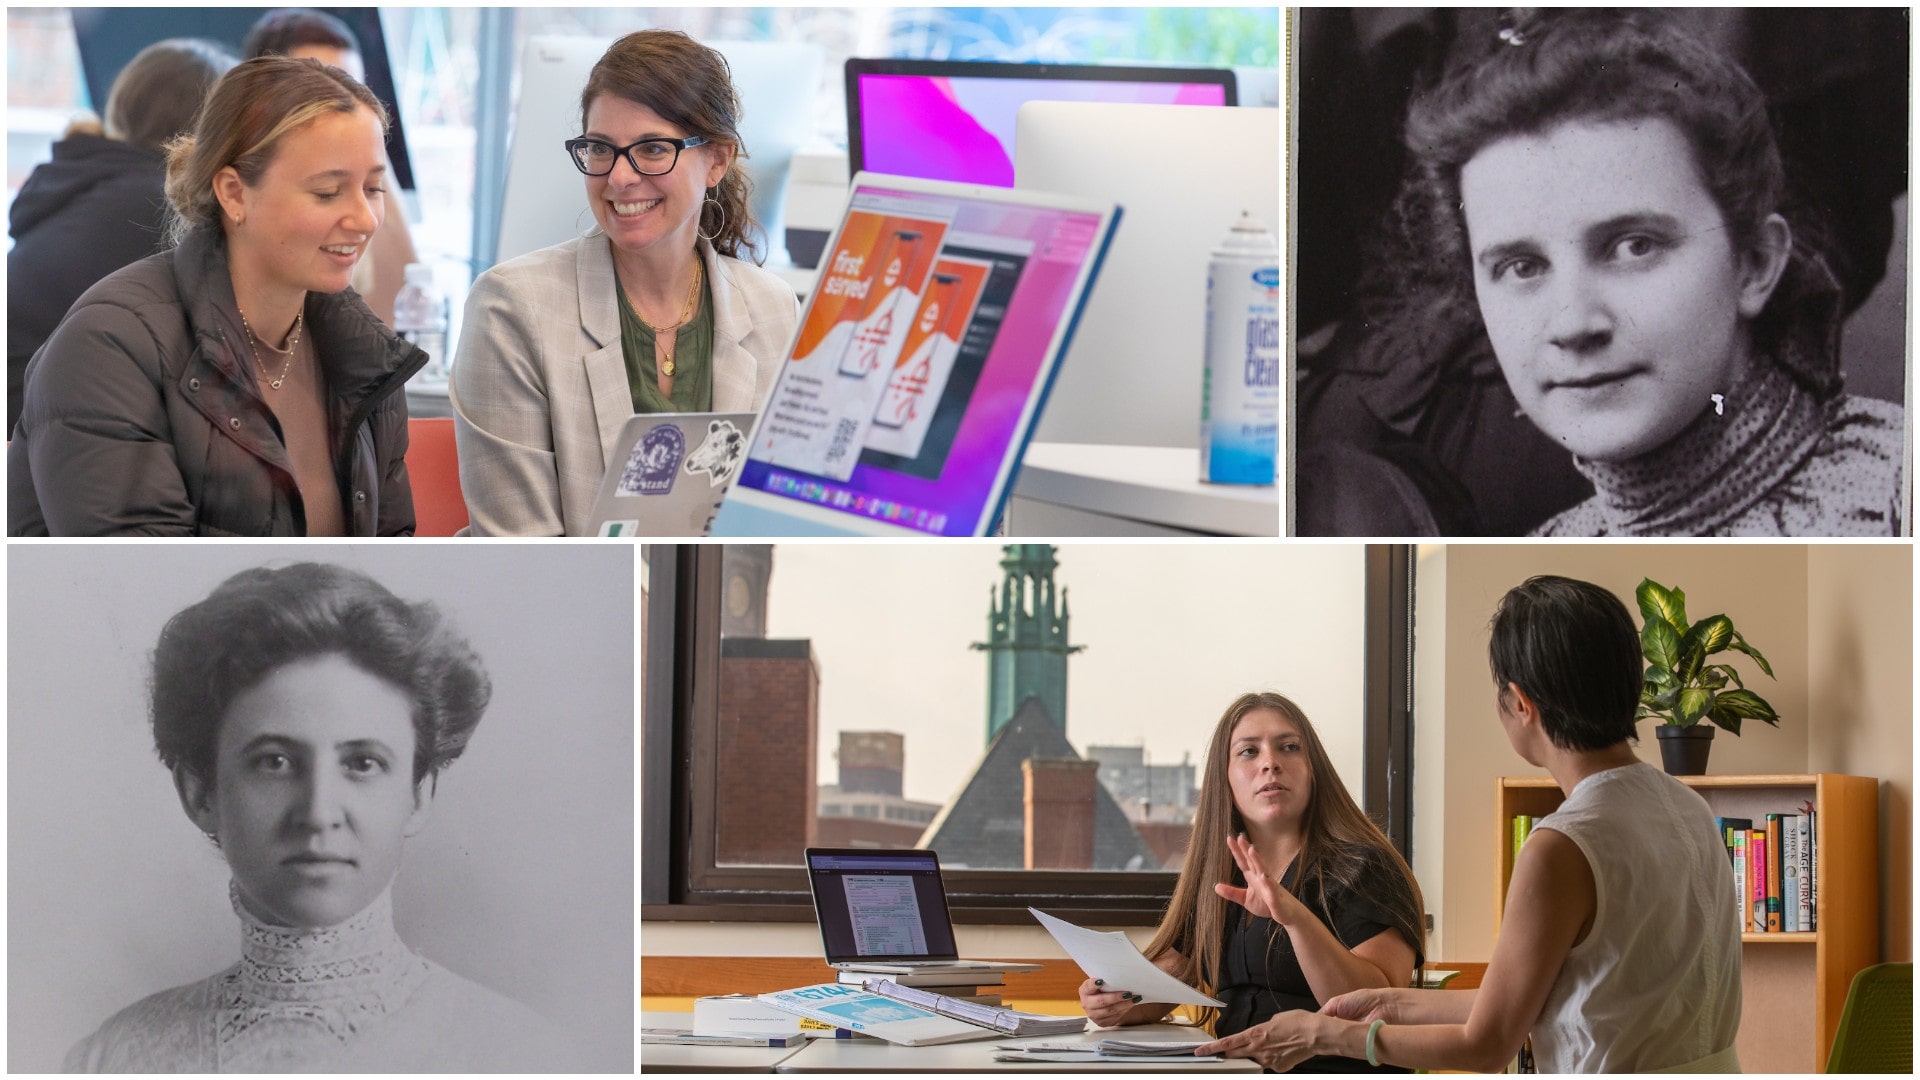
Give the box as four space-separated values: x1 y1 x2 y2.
451 29 799 535
1082 692 1425 1072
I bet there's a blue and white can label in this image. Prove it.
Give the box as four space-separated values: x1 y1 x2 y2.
1201 216 1280 485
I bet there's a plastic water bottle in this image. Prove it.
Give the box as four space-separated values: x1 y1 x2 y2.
1200 212 1280 485
393 263 449 384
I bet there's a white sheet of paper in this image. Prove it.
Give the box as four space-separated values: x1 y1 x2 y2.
1029 908 1227 1007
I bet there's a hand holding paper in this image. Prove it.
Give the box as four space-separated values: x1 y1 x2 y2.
1030 907 1226 1007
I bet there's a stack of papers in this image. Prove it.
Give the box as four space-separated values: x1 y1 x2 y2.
640 1027 804 1048
993 1038 1221 1064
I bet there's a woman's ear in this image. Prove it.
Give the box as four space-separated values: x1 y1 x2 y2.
1502 682 1542 726
404 773 437 838
212 165 249 228
173 764 217 837
1736 213 1792 319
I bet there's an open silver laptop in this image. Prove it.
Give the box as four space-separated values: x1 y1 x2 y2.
587 412 753 537
805 848 1041 975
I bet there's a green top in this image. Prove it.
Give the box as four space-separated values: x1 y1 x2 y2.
619 271 715 413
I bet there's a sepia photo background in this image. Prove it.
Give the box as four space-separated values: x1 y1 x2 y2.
8 544 635 1072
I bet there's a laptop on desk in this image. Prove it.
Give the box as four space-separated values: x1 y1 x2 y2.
805 848 1041 975
586 412 753 537
708 172 1120 537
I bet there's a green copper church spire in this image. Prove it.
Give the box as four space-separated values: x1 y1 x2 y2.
972 544 1084 743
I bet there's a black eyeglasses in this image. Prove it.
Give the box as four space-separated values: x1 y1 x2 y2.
565 135 708 177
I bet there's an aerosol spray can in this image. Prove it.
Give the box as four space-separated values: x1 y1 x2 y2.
1200 212 1280 484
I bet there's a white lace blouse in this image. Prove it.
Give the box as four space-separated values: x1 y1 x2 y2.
65 887 561 1073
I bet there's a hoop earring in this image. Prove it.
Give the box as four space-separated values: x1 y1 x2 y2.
697 189 725 244
575 206 601 239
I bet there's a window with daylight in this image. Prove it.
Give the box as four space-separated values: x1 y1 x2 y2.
643 544 1414 923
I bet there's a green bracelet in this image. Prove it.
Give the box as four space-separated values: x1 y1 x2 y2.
1365 1019 1385 1068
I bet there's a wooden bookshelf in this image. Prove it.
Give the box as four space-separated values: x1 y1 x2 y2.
1494 773 1878 1073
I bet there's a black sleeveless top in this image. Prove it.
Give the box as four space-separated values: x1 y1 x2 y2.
1216 847 1422 1073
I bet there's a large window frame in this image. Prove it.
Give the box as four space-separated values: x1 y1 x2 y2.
641 544 1416 924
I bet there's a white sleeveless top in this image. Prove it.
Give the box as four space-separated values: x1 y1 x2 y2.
1528 762 1742 1072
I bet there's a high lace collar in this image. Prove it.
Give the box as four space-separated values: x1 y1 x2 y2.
218 882 431 1066
1562 355 1827 535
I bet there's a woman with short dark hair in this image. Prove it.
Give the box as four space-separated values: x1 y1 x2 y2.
1233 575 1741 1072
67 562 557 1072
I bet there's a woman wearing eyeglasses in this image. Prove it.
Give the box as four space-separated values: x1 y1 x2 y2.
450 30 799 536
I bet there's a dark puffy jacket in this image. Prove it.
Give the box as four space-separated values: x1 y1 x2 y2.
7 134 173 433
9 226 425 535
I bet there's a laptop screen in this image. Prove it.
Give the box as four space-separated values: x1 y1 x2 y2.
807 849 960 962
847 60 1235 186
731 178 1116 535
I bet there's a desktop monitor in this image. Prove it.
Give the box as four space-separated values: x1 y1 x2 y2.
1016 101 1280 450
844 58 1236 187
494 35 822 268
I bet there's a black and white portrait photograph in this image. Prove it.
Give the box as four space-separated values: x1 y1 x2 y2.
1292 8 1909 536
8 544 634 1072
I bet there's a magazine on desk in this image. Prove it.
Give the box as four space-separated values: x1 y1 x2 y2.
758 982 998 1046
861 977 1089 1036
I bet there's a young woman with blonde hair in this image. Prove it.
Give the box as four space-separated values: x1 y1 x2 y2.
9 56 423 535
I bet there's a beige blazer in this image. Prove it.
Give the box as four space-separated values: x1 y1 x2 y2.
449 233 798 536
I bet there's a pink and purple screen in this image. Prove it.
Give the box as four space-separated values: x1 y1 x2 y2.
736 183 1112 535
856 74 1228 186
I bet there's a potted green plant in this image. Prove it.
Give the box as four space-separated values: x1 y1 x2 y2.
1636 578 1781 775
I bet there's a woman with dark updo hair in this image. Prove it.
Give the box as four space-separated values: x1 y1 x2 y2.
65 563 558 1072
452 29 799 536
1364 9 1902 536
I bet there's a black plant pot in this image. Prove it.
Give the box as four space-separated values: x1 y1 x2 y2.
1656 724 1714 775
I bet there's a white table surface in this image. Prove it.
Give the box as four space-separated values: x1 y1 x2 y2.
774 1021 1262 1073
1012 443 1280 537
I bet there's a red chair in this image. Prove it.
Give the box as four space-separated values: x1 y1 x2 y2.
407 417 469 536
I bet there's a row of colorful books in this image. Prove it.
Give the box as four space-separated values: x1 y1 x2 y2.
1508 811 1817 935
1719 812 1816 933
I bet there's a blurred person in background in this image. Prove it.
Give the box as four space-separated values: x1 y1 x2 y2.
7 37 236 434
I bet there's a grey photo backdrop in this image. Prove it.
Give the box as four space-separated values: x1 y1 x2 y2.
8 544 635 1072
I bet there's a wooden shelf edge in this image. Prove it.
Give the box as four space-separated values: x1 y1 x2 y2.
1499 773 1872 789
1741 932 1818 944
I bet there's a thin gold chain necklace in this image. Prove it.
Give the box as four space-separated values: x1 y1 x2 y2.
239 310 305 391
633 260 703 378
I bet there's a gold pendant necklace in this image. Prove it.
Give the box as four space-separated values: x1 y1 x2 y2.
635 260 702 381
240 310 304 391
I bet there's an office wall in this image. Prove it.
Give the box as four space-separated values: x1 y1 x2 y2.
1806 545 1912 961
1433 545 1812 962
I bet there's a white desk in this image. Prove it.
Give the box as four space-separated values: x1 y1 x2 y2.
641 1012 810 1073
775 1022 1262 1073
1010 443 1280 536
